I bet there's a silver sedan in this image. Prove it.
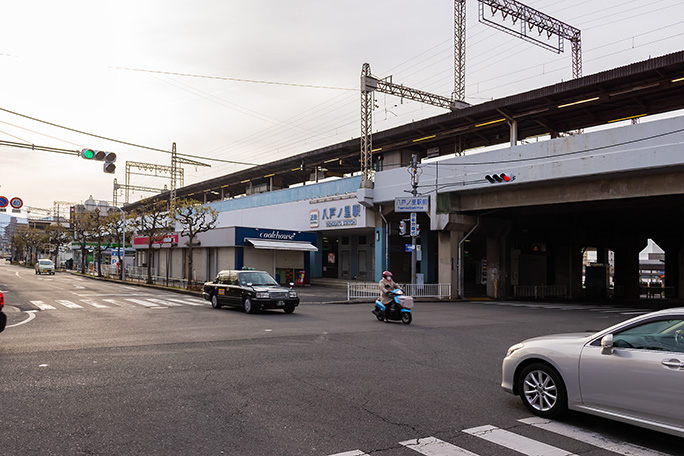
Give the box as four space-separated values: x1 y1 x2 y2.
502 307 684 438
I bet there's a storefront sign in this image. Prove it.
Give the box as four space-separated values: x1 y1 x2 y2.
133 234 179 247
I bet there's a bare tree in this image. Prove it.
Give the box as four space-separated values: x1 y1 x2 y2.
102 210 132 280
45 224 71 267
72 211 96 274
131 199 171 284
171 198 218 288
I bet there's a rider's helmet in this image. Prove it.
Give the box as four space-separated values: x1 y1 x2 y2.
382 270 392 278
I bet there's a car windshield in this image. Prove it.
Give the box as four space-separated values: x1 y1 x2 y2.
238 271 278 286
39 260 53 265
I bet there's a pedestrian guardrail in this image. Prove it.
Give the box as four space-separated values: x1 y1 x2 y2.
513 285 567 299
347 282 452 300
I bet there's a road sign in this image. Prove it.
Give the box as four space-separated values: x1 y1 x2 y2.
395 196 429 212
10 197 23 209
410 212 417 236
0 196 8 208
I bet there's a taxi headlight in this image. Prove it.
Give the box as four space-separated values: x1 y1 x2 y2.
505 343 525 358
256 292 270 299
288 290 297 298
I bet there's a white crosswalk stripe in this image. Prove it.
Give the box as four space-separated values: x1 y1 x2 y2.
124 298 161 308
327 418 676 456
518 417 671 456
55 300 83 309
462 424 575 456
162 297 207 306
30 300 56 310
79 299 110 308
144 298 182 307
400 436 479 455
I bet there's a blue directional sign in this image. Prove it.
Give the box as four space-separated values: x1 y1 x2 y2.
394 196 429 212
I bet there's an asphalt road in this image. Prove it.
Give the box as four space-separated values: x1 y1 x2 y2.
0 262 681 455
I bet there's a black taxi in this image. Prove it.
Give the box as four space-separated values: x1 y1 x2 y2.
202 270 299 314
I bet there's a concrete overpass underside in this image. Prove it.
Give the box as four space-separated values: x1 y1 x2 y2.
447 170 684 301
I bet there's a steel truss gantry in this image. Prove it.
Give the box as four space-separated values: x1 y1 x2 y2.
478 0 582 79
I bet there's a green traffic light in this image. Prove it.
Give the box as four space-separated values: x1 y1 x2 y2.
82 149 95 159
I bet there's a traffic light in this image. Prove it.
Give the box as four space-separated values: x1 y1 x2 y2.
80 149 116 173
485 173 515 183
103 152 116 174
398 220 407 236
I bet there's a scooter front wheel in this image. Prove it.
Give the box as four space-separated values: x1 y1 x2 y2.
401 312 412 325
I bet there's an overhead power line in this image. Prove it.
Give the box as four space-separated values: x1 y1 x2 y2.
110 66 357 91
0 106 258 166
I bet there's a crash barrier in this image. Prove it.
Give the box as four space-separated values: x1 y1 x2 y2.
99 265 201 289
513 285 568 299
347 282 452 300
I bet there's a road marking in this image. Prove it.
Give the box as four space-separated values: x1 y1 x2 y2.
30 300 56 310
124 298 161 308
79 299 110 309
162 297 206 306
328 451 368 456
102 299 130 308
55 300 83 309
144 298 182 307
463 425 575 456
519 417 672 456
6 310 37 328
400 436 479 455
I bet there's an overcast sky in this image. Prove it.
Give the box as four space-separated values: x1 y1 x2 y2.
1 0 683 217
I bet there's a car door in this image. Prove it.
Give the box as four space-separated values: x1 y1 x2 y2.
214 274 230 305
579 317 684 429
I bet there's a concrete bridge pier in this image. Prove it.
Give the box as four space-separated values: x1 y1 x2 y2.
654 236 684 299
433 212 478 300
611 236 648 301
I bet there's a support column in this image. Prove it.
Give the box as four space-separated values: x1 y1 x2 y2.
374 226 386 282
612 237 647 301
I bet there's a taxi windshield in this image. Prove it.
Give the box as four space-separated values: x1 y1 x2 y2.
238 271 278 286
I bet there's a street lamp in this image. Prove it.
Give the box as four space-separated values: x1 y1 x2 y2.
84 196 126 282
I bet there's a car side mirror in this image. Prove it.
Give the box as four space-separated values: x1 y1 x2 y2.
601 334 614 355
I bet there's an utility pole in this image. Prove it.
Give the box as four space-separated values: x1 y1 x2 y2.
409 154 419 285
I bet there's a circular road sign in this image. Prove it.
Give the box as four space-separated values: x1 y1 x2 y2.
10 197 23 209
0 196 8 208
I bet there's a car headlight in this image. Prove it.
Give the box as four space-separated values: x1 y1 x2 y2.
505 343 525 358
288 291 297 298
256 292 270 299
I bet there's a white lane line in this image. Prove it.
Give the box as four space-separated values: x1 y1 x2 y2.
400 436 480 455
328 451 369 456
463 425 575 456
163 297 206 306
124 298 161 308
79 299 110 309
7 310 38 328
519 417 672 456
55 300 84 309
144 298 182 307
30 300 56 310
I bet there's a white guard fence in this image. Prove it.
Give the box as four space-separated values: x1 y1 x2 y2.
347 282 452 301
101 265 195 288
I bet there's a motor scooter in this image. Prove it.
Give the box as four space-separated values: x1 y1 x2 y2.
372 288 413 324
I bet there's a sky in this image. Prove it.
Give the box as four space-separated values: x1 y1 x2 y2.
1 0 683 220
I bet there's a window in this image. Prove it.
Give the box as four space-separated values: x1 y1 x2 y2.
611 318 684 353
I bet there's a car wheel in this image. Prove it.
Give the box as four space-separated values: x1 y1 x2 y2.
283 305 295 314
211 294 221 309
518 363 568 418
243 298 257 314
401 312 412 325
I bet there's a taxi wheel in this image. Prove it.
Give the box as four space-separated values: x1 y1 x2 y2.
283 305 295 314
243 298 257 314
211 294 222 309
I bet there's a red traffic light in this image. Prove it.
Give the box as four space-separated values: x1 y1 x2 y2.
485 173 515 183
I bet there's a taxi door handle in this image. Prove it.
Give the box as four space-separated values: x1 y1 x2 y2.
661 359 684 369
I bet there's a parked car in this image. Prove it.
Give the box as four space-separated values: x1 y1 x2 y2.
502 307 684 438
35 259 55 275
202 270 299 314
0 291 6 333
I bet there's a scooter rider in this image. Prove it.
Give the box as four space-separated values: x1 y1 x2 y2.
379 270 398 322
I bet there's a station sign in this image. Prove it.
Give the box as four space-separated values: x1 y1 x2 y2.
394 196 429 213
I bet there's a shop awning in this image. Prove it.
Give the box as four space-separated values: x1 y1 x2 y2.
245 238 318 252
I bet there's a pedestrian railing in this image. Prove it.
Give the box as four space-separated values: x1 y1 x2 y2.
347 282 452 300
513 285 568 299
